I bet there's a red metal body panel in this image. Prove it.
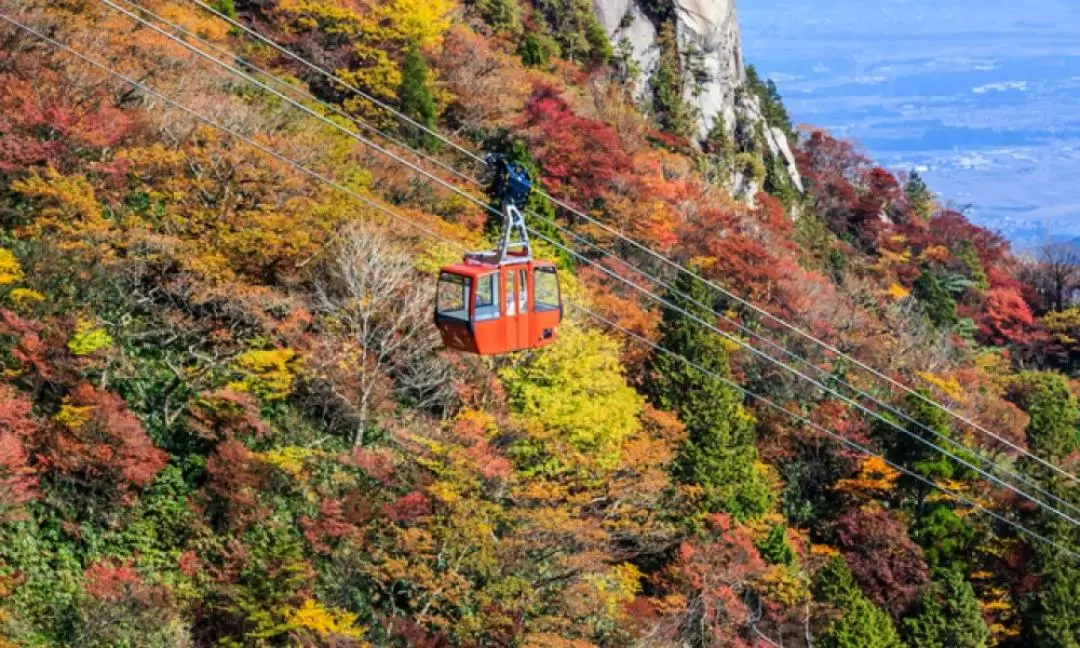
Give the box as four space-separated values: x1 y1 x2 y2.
435 258 561 355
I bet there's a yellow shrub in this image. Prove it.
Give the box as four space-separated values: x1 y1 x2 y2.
885 282 910 301
8 289 44 307
0 249 23 286
68 321 113 356
54 404 94 430
916 371 966 403
286 599 366 640
228 348 299 402
256 446 319 478
758 564 809 608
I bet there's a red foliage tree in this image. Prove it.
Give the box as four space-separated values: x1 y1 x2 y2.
187 389 270 442
203 439 266 532
0 71 132 173
0 391 39 517
0 309 51 382
833 506 929 616
383 490 433 524
349 446 398 485
978 287 1038 347
300 498 362 554
928 211 1011 270
522 83 632 205
660 513 769 647
45 384 167 504
80 559 177 643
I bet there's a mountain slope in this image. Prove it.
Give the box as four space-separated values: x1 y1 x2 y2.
0 1 1076 647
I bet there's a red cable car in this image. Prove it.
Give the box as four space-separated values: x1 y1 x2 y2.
435 157 562 355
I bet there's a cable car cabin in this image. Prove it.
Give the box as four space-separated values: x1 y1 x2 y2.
435 256 561 355
436 153 561 354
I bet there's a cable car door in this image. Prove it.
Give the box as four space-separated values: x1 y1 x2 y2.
516 267 529 348
503 269 519 350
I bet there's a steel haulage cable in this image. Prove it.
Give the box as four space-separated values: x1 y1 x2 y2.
189 0 1080 486
107 0 1080 521
6 10 1078 560
100 0 1080 530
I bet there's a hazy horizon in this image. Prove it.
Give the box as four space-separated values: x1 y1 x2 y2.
740 0 1080 248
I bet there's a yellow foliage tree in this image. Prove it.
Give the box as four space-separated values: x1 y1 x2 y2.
228 348 300 402
916 370 967 403
0 250 23 286
285 599 367 641
500 322 644 473
67 320 114 356
834 455 901 495
280 0 454 116
12 168 113 246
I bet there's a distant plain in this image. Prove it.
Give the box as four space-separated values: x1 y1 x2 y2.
740 0 1080 247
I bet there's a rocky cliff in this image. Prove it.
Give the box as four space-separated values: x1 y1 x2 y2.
593 0 802 197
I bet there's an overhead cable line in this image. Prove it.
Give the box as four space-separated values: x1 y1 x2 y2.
114 0 1080 521
189 0 1080 486
6 10 1077 560
100 0 1080 529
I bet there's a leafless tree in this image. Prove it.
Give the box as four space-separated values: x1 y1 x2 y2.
1018 243 1080 314
311 224 454 446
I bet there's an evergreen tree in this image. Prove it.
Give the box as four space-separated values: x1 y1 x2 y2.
913 270 958 330
470 0 521 33
815 557 905 648
651 22 697 139
745 64 793 136
534 0 612 65
519 34 550 68
583 17 613 65
877 389 978 575
1009 372 1080 647
902 573 990 648
398 43 438 150
650 271 772 520
211 0 237 19
757 523 796 565
905 171 933 219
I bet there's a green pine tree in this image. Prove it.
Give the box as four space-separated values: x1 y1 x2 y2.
398 43 438 150
533 0 612 65
470 0 521 33
650 271 772 520
758 523 796 565
1009 372 1080 647
905 171 934 219
211 0 237 19
815 557 906 648
902 573 990 648
745 64 793 136
913 270 959 330
651 22 697 139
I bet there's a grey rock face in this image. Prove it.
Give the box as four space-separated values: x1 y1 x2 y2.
592 0 803 200
594 0 744 139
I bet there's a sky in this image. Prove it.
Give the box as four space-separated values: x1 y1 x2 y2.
738 0 1080 248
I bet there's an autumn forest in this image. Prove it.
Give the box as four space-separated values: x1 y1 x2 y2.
0 0 1078 646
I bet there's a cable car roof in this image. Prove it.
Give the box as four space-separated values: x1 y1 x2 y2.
440 256 556 277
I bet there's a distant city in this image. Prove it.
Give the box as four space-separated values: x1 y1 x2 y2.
739 0 1080 250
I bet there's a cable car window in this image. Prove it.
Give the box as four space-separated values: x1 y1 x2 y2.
437 273 470 321
474 273 500 321
518 269 528 313
534 267 559 312
505 271 516 316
